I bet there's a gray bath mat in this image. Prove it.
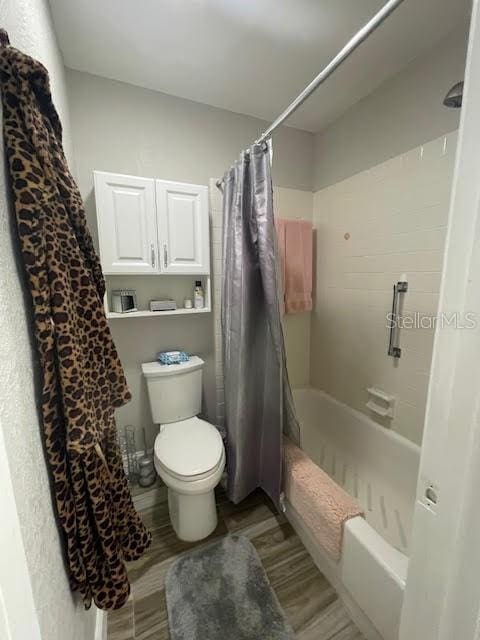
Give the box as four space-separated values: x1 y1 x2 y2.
165 534 295 640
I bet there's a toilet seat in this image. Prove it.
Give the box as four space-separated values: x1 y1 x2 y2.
155 450 225 483
154 416 224 481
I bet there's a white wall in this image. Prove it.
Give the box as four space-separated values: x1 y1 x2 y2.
66 69 314 447
66 69 313 199
0 1 95 638
313 27 467 191
311 132 458 445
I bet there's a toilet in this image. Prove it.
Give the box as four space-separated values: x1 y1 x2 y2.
141 356 225 542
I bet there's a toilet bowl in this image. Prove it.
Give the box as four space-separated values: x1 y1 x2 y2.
154 416 225 540
142 357 226 542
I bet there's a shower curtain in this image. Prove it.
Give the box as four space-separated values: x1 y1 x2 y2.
221 142 300 506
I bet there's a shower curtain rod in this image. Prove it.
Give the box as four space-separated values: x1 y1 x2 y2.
216 0 403 189
255 0 405 145
217 0 404 188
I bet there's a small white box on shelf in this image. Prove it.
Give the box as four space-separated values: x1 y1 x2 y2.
150 299 177 312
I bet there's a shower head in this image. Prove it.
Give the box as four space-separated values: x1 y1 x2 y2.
443 81 464 108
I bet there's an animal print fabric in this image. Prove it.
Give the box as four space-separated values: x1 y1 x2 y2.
0 31 151 610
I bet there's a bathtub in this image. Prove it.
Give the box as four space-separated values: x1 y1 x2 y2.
285 387 421 640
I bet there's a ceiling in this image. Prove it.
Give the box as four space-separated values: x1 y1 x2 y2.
49 0 471 133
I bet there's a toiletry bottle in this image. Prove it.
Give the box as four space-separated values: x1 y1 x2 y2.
194 280 204 309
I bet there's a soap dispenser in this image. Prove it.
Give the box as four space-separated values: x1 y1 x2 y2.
194 280 204 309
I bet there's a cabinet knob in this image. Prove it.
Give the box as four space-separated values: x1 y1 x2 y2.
163 243 168 269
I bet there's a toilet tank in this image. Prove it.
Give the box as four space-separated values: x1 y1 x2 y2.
141 356 205 424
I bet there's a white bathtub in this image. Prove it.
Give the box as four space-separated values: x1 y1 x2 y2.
286 387 421 640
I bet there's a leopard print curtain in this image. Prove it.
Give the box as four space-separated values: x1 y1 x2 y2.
0 31 151 610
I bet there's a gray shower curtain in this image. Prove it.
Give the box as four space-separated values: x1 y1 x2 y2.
221 143 300 506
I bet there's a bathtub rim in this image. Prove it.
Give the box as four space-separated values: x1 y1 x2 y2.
288 386 414 639
292 385 422 459
285 501 384 640
345 515 408 586
292 384 419 554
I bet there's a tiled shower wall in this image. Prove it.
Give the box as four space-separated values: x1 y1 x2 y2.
210 180 225 427
209 180 313 428
311 132 458 445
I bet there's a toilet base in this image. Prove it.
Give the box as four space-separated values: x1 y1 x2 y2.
168 488 218 542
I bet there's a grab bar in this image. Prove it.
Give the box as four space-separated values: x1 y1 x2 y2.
388 281 408 358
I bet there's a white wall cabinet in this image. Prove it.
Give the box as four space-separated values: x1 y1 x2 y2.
156 180 209 274
94 171 210 276
94 172 158 274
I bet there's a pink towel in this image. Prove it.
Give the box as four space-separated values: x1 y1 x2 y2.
275 218 313 314
283 438 363 562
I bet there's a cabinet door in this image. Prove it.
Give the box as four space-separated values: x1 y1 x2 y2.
156 180 210 274
94 171 158 274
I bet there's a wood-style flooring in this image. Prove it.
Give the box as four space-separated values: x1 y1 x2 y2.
107 486 364 640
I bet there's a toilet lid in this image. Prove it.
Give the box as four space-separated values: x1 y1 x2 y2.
155 416 224 478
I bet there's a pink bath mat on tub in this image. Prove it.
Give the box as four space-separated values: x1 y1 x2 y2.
283 438 363 561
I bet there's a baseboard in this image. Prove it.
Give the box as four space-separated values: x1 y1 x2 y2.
285 502 383 640
94 607 107 640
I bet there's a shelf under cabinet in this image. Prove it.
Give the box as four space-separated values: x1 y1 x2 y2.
104 274 212 319
106 307 211 319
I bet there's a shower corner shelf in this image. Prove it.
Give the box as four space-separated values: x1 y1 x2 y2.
366 387 395 419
